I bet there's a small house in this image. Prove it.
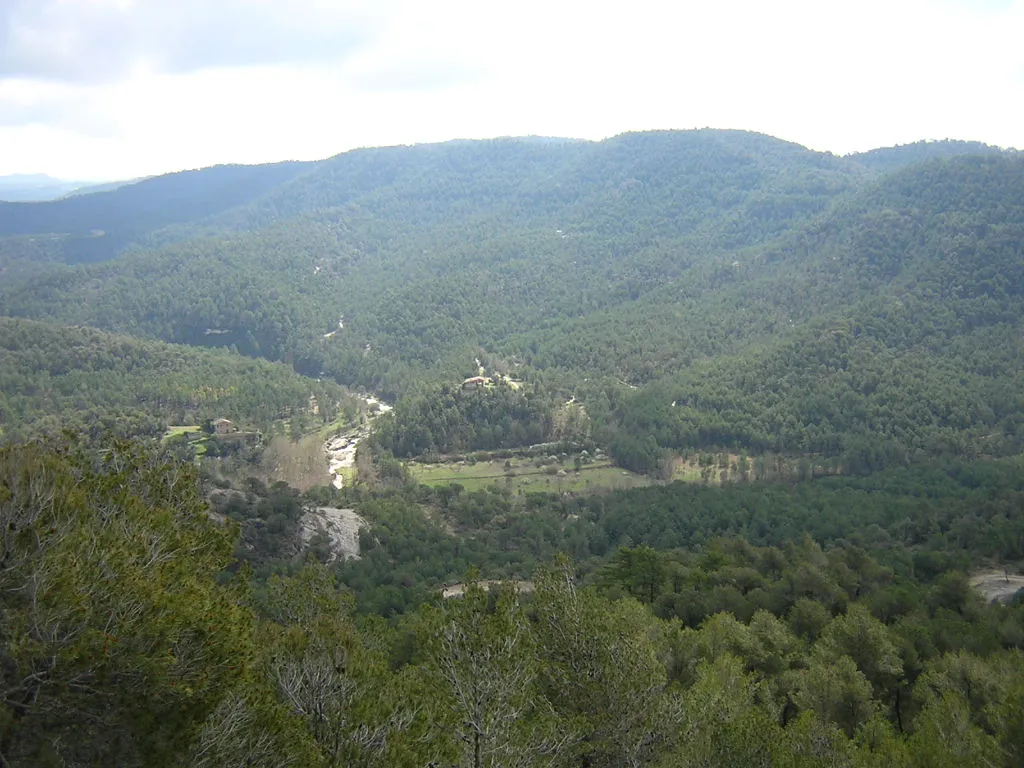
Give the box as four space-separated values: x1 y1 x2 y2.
212 418 234 435
461 376 489 391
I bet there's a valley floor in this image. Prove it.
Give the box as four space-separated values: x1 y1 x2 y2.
408 456 652 494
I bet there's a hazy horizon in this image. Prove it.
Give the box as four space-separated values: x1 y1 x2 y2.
2 129 1018 187
3 0 1023 180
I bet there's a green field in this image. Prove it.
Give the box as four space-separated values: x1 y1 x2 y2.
162 425 203 441
160 426 208 458
408 457 652 494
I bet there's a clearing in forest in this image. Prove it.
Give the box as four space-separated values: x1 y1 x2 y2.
162 425 203 441
970 570 1024 604
408 457 651 494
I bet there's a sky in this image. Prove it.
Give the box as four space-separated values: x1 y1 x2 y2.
1 0 1022 180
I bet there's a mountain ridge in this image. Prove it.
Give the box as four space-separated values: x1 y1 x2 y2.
0 129 1020 466
2 129 1011 262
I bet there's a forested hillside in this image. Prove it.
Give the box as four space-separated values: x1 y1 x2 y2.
848 138 1013 172
0 317 348 440
596 154 1024 468
0 131 1020 467
0 131 863 373
0 160 312 264
2 439 1023 766
0 128 1023 765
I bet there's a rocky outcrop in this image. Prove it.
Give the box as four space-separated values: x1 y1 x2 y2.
298 506 365 562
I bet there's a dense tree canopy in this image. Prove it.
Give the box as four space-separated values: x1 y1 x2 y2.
0 131 1019 465
0 318 351 440
0 131 1021 764
1 439 1022 766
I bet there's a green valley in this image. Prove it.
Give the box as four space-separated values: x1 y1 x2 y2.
1 130 1023 767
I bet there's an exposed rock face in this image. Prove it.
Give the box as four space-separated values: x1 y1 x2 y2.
298 507 365 562
441 580 535 599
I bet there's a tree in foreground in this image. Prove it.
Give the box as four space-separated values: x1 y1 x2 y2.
0 439 257 765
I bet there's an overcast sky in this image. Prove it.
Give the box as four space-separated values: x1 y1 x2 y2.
1 0 1022 180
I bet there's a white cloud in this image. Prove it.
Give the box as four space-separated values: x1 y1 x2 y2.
0 0 385 82
0 0 1021 178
